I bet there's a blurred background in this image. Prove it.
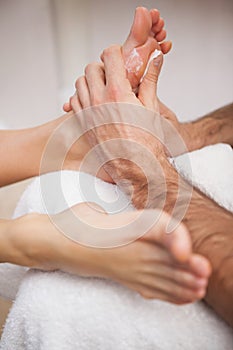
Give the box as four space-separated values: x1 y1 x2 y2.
0 0 232 129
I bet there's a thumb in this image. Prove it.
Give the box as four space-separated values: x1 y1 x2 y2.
138 51 163 110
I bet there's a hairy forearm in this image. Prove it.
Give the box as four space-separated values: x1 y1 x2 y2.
178 185 233 327
117 158 233 326
184 103 233 152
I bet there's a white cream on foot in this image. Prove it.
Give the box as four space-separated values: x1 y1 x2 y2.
124 48 143 74
141 49 162 81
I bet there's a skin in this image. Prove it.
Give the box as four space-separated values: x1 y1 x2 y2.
1 6 232 315
0 7 170 188
70 45 233 327
0 8 209 305
1 207 209 304
63 7 172 112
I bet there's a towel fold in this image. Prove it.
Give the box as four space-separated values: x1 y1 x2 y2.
0 143 233 349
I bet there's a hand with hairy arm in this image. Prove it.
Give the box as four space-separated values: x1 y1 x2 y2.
157 101 233 154
71 45 233 327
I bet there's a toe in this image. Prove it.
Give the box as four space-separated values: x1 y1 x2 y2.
123 7 151 53
171 268 208 290
164 220 192 264
152 18 165 35
63 102 71 112
189 254 212 278
150 9 160 26
156 29 167 43
160 41 172 54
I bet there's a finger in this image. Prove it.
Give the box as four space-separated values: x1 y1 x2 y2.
138 51 163 110
85 62 105 105
75 76 91 109
101 45 129 87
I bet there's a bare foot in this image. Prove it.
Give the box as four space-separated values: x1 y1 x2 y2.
67 204 211 304
63 7 171 112
122 7 171 89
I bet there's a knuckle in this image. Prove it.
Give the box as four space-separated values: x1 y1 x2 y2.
144 71 157 84
91 92 101 106
102 45 121 58
107 83 122 101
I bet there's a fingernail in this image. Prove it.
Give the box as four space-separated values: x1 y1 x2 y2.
149 49 162 67
153 53 162 67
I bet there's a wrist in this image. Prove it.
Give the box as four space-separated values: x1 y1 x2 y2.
182 105 233 152
35 112 78 175
180 122 204 152
110 154 179 210
40 112 91 173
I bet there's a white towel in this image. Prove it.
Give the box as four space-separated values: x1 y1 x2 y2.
0 143 233 349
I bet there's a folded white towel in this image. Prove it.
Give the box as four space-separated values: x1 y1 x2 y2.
0 143 233 349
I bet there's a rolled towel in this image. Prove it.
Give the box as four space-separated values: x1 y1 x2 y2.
0 144 233 349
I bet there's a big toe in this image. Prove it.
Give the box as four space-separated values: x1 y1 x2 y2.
189 254 212 278
123 7 152 53
147 213 192 263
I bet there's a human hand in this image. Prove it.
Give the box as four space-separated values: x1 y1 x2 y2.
66 46 173 188
63 6 172 113
63 4 190 157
